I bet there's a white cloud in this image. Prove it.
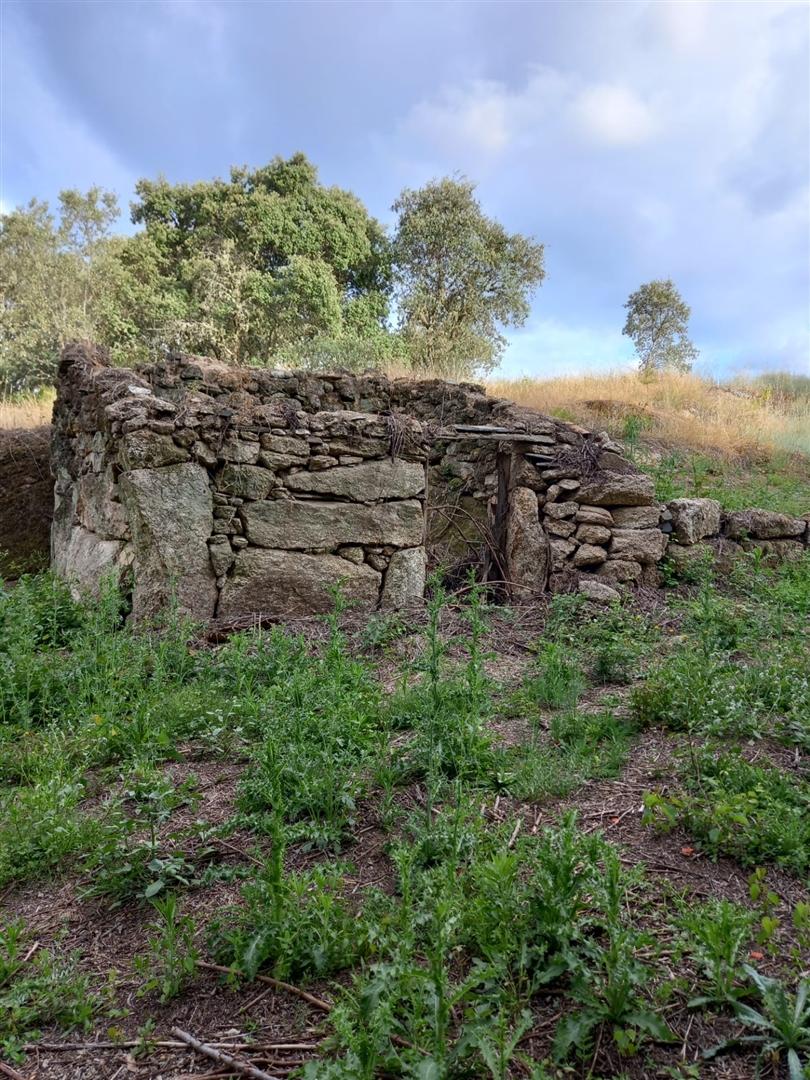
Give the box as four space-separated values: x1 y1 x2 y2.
404 80 514 157
570 84 656 146
399 67 655 167
653 0 710 55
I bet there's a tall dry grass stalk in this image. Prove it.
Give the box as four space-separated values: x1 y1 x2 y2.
487 371 810 458
0 391 55 430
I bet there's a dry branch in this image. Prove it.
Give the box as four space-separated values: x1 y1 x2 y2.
171 1027 277 1080
198 961 332 1013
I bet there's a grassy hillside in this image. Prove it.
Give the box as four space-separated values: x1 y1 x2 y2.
489 371 810 458
0 390 54 430
489 371 810 517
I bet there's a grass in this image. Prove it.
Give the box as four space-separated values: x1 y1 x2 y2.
0 550 809 1076
0 389 54 429
489 369 810 458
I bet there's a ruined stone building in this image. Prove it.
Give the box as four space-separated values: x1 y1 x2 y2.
3 343 807 615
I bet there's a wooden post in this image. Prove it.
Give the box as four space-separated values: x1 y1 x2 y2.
486 446 512 599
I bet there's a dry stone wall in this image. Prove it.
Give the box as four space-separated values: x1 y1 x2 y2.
51 344 429 620
48 343 807 619
50 343 672 617
665 498 809 576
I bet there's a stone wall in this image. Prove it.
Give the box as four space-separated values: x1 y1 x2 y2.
0 426 53 577
47 343 807 618
51 344 429 620
664 498 809 575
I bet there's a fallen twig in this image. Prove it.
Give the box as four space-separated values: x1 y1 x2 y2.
171 1027 276 1080
199 961 332 1013
199 961 425 1054
0 1061 29 1080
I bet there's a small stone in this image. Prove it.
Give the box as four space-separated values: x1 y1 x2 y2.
365 552 388 572
309 455 339 471
576 523 611 545
119 431 189 470
193 440 218 467
572 543 608 567
549 537 577 569
231 536 249 548
208 536 235 576
725 509 807 541
667 498 721 544
595 559 642 584
217 435 260 464
258 451 299 470
174 428 199 448
576 471 655 507
259 434 309 457
381 547 426 608
578 579 621 603
740 538 806 564
511 459 545 492
546 518 577 539
338 545 365 564
609 528 668 565
576 505 614 526
216 464 275 501
611 505 663 529
543 501 578 520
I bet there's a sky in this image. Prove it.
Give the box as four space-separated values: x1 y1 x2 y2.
2 0 809 379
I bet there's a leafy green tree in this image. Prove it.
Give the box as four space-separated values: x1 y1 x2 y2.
129 153 392 366
391 177 545 378
0 189 119 391
622 279 698 375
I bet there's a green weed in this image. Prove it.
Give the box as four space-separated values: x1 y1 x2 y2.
0 924 104 1060
134 893 200 1002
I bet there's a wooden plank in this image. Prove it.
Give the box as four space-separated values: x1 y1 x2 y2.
439 431 556 445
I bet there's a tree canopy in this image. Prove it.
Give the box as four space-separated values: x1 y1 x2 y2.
0 157 546 391
392 178 545 377
622 279 698 374
0 189 119 390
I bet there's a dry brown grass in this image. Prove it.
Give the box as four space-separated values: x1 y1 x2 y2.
0 391 55 430
487 371 810 458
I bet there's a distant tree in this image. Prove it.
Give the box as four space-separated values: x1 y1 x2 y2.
0 188 118 391
622 279 698 375
391 177 545 378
